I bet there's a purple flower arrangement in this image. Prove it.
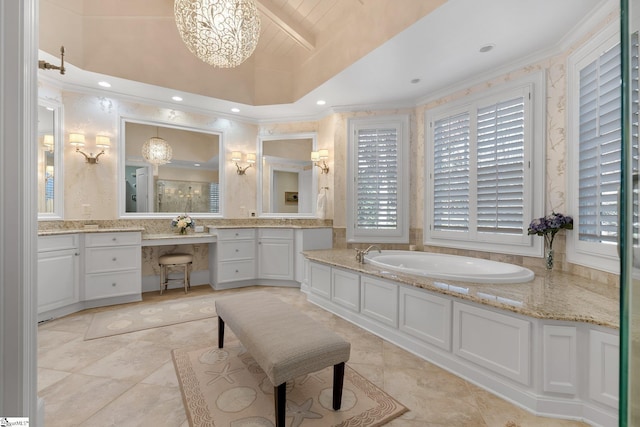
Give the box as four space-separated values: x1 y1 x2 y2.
527 212 573 248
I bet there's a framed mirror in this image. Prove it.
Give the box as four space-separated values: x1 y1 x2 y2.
118 118 224 218
37 100 64 219
257 133 318 217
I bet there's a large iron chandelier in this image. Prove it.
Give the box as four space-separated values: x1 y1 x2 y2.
174 0 261 68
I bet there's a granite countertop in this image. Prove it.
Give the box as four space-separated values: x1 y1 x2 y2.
303 249 619 329
207 225 332 230
38 227 145 236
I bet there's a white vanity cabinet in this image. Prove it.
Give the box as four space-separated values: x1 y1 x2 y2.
257 228 294 280
210 227 332 289
212 228 256 287
84 232 142 300
37 234 80 320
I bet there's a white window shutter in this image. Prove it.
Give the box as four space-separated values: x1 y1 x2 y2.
578 42 621 245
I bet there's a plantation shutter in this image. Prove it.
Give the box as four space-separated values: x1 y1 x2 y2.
433 113 470 232
209 182 219 213
476 96 526 234
578 41 621 244
355 127 399 229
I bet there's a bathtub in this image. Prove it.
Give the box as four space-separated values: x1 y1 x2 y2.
364 250 534 284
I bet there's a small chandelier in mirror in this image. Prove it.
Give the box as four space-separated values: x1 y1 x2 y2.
142 134 173 175
174 0 261 68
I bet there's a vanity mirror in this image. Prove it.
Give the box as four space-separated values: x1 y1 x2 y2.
37 101 63 219
258 133 318 217
119 118 224 217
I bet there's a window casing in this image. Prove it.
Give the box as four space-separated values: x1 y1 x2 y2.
425 72 545 256
347 115 410 243
567 21 625 273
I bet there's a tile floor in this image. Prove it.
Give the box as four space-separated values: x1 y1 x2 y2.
37 285 589 427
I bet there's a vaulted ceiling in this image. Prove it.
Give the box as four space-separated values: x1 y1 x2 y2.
39 0 442 106
38 0 610 121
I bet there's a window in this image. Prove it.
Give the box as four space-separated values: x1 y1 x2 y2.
347 115 409 243
567 22 628 273
425 72 545 256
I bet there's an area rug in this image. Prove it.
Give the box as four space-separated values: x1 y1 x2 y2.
84 295 217 340
172 343 408 427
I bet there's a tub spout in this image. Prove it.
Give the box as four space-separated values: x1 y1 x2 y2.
355 245 382 263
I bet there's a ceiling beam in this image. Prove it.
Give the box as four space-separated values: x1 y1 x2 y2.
256 0 315 51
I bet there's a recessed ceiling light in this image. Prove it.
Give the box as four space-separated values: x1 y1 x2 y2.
231 107 240 113
316 100 326 106
194 163 201 167
98 81 111 88
479 44 495 53
410 78 421 84
172 96 183 102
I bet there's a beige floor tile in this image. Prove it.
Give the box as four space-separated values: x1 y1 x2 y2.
37 286 593 427
79 383 186 427
39 373 135 426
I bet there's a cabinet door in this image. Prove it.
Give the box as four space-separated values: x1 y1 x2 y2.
589 329 619 408
37 248 79 313
258 238 294 280
309 262 331 299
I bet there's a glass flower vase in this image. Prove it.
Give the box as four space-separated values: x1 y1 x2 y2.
545 248 554 270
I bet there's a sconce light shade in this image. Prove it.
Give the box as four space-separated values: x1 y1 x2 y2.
232 151 255 175
70 133 109 164
95 135 111 149
69 133 85 147
43 134 54 149
174 0 261 68
142 137 173 166
312 149 330 174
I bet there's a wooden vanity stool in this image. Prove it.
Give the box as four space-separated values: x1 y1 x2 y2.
158 253 193 294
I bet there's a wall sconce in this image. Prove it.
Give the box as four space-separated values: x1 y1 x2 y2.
70 133 110 164
311 149 330 174
42 134 54 152
232 151 256 175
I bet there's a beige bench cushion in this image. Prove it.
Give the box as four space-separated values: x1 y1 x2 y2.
215 292 350 386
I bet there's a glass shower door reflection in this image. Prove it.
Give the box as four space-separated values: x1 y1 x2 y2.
621 1 640 425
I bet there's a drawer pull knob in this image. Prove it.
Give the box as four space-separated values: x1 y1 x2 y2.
235 249 239 252
112 238 117 241
235 269 239 273
112 257 117 261
112 283 116 287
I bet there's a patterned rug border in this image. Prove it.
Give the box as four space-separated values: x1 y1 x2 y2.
172 345 409 427
84 295 218 340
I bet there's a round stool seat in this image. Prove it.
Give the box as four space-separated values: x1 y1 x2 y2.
159 253 193 265
158 253 193 295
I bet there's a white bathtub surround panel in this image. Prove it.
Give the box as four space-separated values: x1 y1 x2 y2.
304 255 619 427
303 249 618 329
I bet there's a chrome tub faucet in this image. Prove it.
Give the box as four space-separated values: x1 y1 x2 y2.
355 245 382 263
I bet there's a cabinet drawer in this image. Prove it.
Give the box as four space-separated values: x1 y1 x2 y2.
219 240 255 261
218 260 256 283
38 234 78 252
85 232 141 247
85 246 140 273
85 270 141 300
217 228 255 241
258 228 294 239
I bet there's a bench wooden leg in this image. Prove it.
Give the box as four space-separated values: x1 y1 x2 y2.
218 317 225 349
333 362 345 410
274 382 286 427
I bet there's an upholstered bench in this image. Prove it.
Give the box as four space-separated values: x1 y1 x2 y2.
215 292 351 427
